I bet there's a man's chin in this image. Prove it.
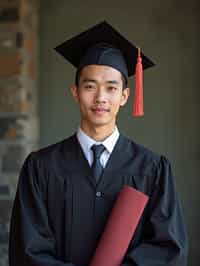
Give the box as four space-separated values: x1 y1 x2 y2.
89 118 112 127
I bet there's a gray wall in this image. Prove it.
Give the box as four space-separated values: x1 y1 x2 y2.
39 1 200 265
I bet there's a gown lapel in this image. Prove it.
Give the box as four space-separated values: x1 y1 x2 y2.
96 135 128 190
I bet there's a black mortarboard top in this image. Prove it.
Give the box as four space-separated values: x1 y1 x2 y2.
54 21 155 116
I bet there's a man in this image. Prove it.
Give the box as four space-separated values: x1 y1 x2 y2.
9 21 188 266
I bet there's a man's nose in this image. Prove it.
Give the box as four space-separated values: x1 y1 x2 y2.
95 88 107 103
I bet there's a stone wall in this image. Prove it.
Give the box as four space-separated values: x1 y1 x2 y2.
0 1 39 265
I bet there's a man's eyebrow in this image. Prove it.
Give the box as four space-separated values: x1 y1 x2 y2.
82 78 120 85
82 78 97 83
106 80 120 85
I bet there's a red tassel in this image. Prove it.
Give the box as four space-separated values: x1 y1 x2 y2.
132 48 144 117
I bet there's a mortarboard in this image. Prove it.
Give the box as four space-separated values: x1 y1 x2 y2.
54 21 155 116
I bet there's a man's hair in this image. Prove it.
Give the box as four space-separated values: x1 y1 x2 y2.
75 68 128 90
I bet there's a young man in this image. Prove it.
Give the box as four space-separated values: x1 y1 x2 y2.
9 21 188 266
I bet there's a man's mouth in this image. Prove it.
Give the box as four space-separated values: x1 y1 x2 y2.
91 107 110 114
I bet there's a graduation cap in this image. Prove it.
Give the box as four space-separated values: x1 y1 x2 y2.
54 21 155 116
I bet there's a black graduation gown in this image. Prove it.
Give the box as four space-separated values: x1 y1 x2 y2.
9 134 188 266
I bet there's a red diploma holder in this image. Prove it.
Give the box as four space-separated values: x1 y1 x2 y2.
90 186 149 266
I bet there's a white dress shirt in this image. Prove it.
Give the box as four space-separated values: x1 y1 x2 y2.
76 127 120 168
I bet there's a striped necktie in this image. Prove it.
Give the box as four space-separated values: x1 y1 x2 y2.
91 144 105 183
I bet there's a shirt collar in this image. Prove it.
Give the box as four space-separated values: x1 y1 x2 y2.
77 126 120 155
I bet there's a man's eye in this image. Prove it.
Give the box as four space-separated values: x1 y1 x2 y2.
85 84 94 89
108 86 117 91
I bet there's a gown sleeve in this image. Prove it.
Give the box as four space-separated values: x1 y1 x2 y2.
9 153 76 266
121 156 188 266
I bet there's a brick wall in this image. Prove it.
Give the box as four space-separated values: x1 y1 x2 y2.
0 1 39 265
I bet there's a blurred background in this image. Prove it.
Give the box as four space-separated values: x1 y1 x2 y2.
0 0 199 265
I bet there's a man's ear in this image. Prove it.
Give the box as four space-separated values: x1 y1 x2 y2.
70 85 79 103
120 87 130 107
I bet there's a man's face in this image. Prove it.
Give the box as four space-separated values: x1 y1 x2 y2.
71 65 129 130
